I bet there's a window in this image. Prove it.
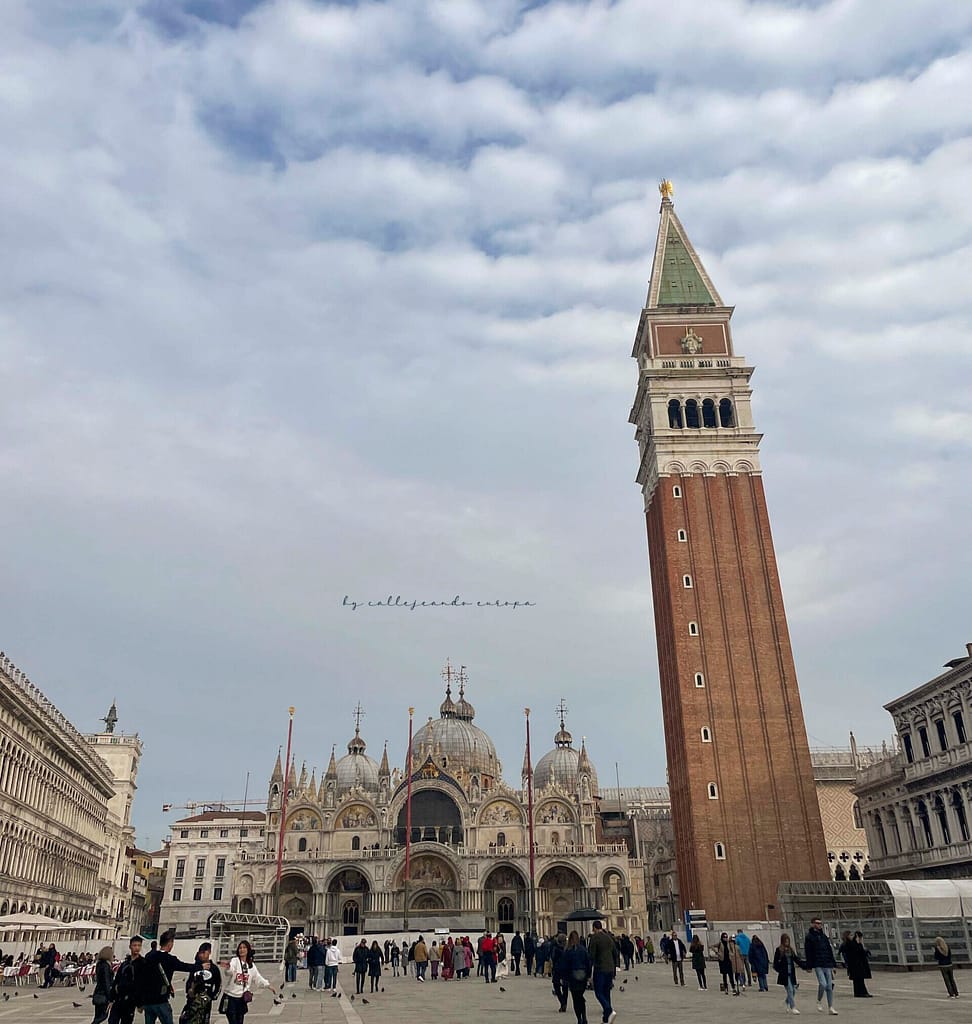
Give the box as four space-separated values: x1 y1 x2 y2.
685 399 700 429
496 831 506 847
954 711 967 745
195 858 206 878
259 829 265 837
935 719 948 752
902 733 914 763
707 783 718 799
172 888 182 902
180 830 189 839
719 398 735 427
200 829 209 838
917 726 930 758
683 575 693 588
213 887 223 901
192 888 202 902
874 814 888 857
351 835 361 851
701 727 712 743
677 529 687 542
702 398 717 428
673 485 682 498
852 801 862 829
694 672 705 688
215 857 226 878
714 842 726 860
935 795 951 845
668 399 683 429
219 829 229 838
175 859 185 879
298 838 307 852
688 622 699 636
240 829 249 838
952 791 970 842
917 800 933 847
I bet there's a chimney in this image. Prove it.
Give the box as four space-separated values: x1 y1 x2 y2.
967 642 972 658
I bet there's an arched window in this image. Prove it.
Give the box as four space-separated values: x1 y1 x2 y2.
496 832 506 847
694 672 705 688
951 790 970 842
551 831 560 846
343 900 359 928
852 801 862 829
497 896 515 931
685 399 701 429
834 864 846 881
668 400 683 428
873 814 887 857
917 800 934 847
702 399 717 428
688 621 699 636
297 838 307 853
719 398 734 427
848 864 860 881
701 727 712 743
935 719 949 751
677 529 687 542
935 795 951 844
888 811 902 852
673 485 682 498
351 835 361 851
902 733 914 763
953 710 967 744
683 575 693 588
714 842 726 860
707 783 718 799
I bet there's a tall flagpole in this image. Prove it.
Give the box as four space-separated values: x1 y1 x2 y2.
403 707 414 931
525 707 536 937
274 706 295 916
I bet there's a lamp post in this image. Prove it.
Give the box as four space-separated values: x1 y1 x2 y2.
525 708 536 937
403 707 414 931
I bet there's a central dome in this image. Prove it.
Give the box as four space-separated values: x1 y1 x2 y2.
413 669 499 780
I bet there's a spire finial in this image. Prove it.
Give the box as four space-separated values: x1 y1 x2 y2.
555 697 569 731
458 664 468 698
441 659 454 695
352 702 365 736
659 178 674 202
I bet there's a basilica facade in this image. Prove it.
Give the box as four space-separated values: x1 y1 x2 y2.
233 671 646 937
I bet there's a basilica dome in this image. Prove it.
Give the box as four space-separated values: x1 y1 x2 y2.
534 719 598 795
413 675 499 781
334 727 380 794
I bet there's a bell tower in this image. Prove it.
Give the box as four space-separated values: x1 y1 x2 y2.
629 181 828 922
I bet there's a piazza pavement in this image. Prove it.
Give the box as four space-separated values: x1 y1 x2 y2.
0 961 965 1024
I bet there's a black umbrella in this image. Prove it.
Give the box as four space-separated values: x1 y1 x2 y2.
565 908 605 921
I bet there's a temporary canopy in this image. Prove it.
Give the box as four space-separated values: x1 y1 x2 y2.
66 919 108 931
0 912 65 929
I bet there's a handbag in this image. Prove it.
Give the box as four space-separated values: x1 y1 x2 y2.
242 991 253 1004
92 992 109 1007
218 993 230 1015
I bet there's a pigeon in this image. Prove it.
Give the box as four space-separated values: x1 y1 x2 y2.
362 998 370 1004
73 1002 83 1008
331 992 338 998
1 994 7 1002
350 994 355 1002
634 976 639 981
337 992 342 999
380 987 385 992
499 986 506 992
34 994 39 999
291 992 297 998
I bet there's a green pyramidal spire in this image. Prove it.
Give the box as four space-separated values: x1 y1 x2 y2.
647 188 722 308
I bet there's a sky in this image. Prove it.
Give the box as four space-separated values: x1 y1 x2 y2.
2 0 971 851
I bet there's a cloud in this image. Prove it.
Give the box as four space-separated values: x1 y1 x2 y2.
0 0 970 847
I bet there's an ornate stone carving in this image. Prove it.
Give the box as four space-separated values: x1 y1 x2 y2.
339 804 376 829
680 328 703 354
481 800 523 825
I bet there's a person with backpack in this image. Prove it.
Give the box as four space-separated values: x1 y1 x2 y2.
108 936 145 1024
181 944 220 1024
563 931 593 1024
90 946 115 1024
138 930 197 1024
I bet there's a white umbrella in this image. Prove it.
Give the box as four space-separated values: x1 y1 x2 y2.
0 912 64 930
66 920 107 931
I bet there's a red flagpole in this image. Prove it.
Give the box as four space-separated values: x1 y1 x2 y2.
274 706 295 916
404 707 414 930
525 708 536 936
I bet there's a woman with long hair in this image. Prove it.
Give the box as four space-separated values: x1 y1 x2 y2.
933 936 959 998
89 946 114 1024
562 930 592 1024
710 933 737 995
845 932 872 997
367 942 383 993
689 936 707 990
219 940 276 1024
773 933 807 1015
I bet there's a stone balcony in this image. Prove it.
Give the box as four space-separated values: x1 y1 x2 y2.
903 738 972 783
868 837 972 876
855 754 904 789
247 842 635 864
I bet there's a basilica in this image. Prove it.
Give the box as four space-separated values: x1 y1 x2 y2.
232 667 646 937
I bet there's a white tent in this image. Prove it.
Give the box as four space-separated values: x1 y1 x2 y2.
0 912 65 930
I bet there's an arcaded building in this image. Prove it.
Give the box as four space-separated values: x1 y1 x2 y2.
627 184 829 922
233 670 646 937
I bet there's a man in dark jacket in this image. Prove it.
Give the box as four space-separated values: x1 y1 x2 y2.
108 936 145 1024
667 930 686 987
525 933 536 976
307 937 326 990
39 945 59 988
587 922 617 1024
804 917 838 1015
138 930 197 1024
510 931 524 975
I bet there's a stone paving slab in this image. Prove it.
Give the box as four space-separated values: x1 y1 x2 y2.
0 963 966 1023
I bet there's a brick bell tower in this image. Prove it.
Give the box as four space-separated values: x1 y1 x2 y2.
629 181 829 923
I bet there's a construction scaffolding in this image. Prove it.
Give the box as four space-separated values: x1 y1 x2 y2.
209 912 290 965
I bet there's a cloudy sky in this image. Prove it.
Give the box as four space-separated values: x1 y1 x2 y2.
2 0 971 849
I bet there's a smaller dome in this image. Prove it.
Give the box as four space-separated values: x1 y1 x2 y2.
534 712 598 794
440 685 457 718
335 721 379 793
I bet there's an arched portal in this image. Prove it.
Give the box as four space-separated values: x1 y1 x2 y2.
539 865 586 934
395 789 463 846
278 873 313 932
328 868 371 936
484 864 527 934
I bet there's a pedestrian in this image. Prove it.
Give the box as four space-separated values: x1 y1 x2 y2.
536 936 548 978
412 936 428 982
218 940 276 1024
749 934 770 992
90 946 115 1024
352 940 369 994
367 942 383 993
429 941 440 980
440 939 453 981
735 928 752 987
730 937 746 992
306 937 325 991
933 936 959 998
587 920 617 1024
140 930 197 1024
283 938 299 987
689 936 706 990
804 916 838 1015
658 933 672 964
181 946 220 1024
324 939 341 991
389 943 400 979
525 932 536 977
645 937 654 964
480 932 497 983
108 935 144 1024
551 933 568 1012
668 929 686 986
845 932 871 998
710 933 738 995
39 944 59 988
511 930 523 976
774 933 807 1015
563 931 593 1024
619 935 634 972
495 934 507 978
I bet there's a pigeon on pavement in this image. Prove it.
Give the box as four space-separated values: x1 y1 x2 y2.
362 998 369 1004
73 1002 83 1008
499 986 506 992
